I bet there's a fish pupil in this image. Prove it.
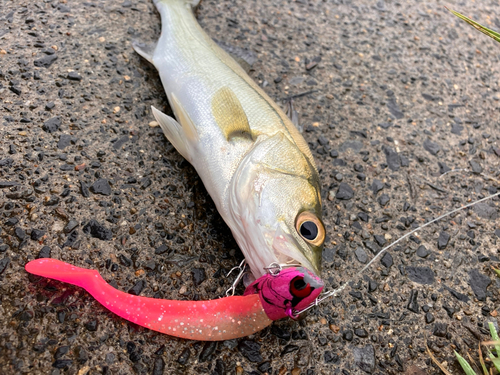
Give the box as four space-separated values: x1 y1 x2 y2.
300 221 318 240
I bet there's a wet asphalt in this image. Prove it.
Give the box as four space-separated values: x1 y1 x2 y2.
1 0 500 374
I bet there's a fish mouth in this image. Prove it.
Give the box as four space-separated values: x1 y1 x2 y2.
271 224 321 277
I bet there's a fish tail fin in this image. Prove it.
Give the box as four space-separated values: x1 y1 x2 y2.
135 0 200 64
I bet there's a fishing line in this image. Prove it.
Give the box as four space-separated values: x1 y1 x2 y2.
294 190 500 317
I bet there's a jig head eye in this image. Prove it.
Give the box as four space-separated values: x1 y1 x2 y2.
290 276 312 299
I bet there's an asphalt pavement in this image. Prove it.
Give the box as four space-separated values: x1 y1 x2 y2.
1 0 500 374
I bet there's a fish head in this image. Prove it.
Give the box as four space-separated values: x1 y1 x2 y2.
266 186 325 277
230 133 325 280
249 167 325 277
244 266 324 320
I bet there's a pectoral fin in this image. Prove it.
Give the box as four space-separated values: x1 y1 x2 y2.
212 87 252 141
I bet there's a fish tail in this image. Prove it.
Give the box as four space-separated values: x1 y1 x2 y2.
133 0 201 64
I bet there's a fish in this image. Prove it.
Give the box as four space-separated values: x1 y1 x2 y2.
135 0 325 281
25 0 325 341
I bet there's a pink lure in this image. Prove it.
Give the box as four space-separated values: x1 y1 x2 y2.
26 259 271 340
25 259 323 340
244 267 324 320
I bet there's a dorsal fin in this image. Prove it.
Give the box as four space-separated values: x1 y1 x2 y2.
285 99 302 133
211 87 252 141
214 39 257 72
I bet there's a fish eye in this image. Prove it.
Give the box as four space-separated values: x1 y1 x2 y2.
290 276 312 298
295 212 325 246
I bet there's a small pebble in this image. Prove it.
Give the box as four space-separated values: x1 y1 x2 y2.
336 182 354 200
191 268 206 286
353 345 375 373
354 247 368 264
128 280 146 296
416 245 429 258
437 231 450 250
177 348 190 365
37 246 51 259
83 219 112 240
406 266 435 285
380 252 393 268
90 179 112 196
238 339 263 362
67 71 82 81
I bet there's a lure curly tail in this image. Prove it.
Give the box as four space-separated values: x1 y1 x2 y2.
25 259 272 341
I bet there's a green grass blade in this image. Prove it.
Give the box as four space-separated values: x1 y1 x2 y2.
455 351 478 375
492 357 500 372
488 322 500 356
478 343 489 375
488 351 500 372
445 7 500 43
493 267 500 278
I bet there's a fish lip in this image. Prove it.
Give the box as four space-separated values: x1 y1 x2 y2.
271 226 322 277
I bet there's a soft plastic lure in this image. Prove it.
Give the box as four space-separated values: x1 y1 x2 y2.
25 259 323 340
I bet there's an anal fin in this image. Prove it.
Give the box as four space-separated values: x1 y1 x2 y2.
151 106 191 162
170 94 199 144
211 87 252 141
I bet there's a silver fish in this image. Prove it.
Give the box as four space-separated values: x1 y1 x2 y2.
134 0 324 281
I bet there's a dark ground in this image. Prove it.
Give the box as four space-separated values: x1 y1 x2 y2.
1 0 500 374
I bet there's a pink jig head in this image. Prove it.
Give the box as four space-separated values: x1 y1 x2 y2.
25 259 273 341
244 266 324 320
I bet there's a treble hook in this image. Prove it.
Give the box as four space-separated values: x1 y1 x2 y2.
225 259 247 297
